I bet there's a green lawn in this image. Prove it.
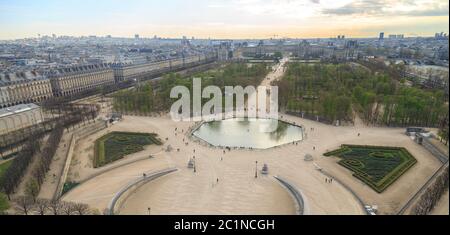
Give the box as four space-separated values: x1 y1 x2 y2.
0 161 12 180
94 132 162 168
0 192 9 213
324 145 417 193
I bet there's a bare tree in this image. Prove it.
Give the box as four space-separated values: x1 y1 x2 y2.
15 196 34 215
34 198 50 215
48 200 61 215
61 202 75 215
73 203 90 215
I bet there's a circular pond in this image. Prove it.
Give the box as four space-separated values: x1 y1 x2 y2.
192 118 304 149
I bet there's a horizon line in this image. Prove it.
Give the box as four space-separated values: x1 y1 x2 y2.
1 33 449 41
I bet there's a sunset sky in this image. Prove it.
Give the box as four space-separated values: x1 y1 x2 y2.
0 0 448 39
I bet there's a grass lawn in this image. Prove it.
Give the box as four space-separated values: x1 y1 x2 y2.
324 145 417 193
0 161 12 180
0 192 9 213
94 132 162 168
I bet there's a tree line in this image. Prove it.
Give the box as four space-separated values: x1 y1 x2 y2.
112 62 270 115
13 196 94 215
1 103 100 156
275 62 448 127
25 126 64 201
0 137 42 199
412 166 449 215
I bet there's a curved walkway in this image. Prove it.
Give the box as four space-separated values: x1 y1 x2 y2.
107 168 178 215
274 176 307 215
317 168 369 215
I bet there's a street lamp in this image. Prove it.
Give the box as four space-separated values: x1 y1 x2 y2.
255 161 258 178
193 156 197 173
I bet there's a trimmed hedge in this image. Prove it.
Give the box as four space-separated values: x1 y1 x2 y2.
324 145 417 193
94 132 162 168
61 181 80 195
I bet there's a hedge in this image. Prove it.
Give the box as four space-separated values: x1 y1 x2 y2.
325 145 417 193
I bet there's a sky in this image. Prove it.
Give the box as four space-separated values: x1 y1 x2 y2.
0 0 448 39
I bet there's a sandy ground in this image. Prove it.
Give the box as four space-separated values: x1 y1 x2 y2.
61 113 443 215
430 190 449 215
38 131 73 199
61 59 442 215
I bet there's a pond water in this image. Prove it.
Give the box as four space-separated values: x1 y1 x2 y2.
192 118 304 149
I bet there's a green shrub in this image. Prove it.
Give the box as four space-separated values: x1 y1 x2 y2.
93 132 162 168
61 181 80 195
325 145 417 193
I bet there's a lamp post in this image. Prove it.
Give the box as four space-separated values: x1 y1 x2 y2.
193 156 196 173
255 161 258 178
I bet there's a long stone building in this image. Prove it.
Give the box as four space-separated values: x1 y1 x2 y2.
1 53 217 107
0 103 44 135
236 42 359 61
47 63 115 97
112 53 216 82
0 71 53 108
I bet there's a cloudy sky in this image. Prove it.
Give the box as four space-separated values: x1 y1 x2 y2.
0 0 448 39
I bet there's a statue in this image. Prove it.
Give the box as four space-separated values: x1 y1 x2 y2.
187 158 195 169
261 164 269 175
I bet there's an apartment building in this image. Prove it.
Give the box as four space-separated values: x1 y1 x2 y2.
0 71 53 108
48 63 115 97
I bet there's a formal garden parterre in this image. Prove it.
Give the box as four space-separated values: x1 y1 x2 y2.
94 132 162 168
324 145 417 193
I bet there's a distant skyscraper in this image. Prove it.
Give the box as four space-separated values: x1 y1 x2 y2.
379 32 384 40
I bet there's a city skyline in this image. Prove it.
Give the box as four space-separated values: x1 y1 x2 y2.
0 0 449 40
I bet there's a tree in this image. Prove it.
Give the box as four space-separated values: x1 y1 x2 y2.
15 196 34 215
25 179 40 202
61 201 75 215
73 203 90 215
34 198 50 215
0 138 41 199
48 200 61 215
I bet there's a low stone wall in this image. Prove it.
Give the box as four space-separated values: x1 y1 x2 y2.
53 133 75 200
421 138 449 163
273 176 306 215
317 169 369 215
107 168 178 215
54 120 108 199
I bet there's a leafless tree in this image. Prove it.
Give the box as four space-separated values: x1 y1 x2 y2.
48 200 61 215
34 198 50 215
61 202 76 215
412 166 449 215
15 196 34 215
73 203 90 215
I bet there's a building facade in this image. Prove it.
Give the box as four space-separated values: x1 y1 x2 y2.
48 64 115 97
0 71 53 108
0 103 44 135
112 54 215 82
